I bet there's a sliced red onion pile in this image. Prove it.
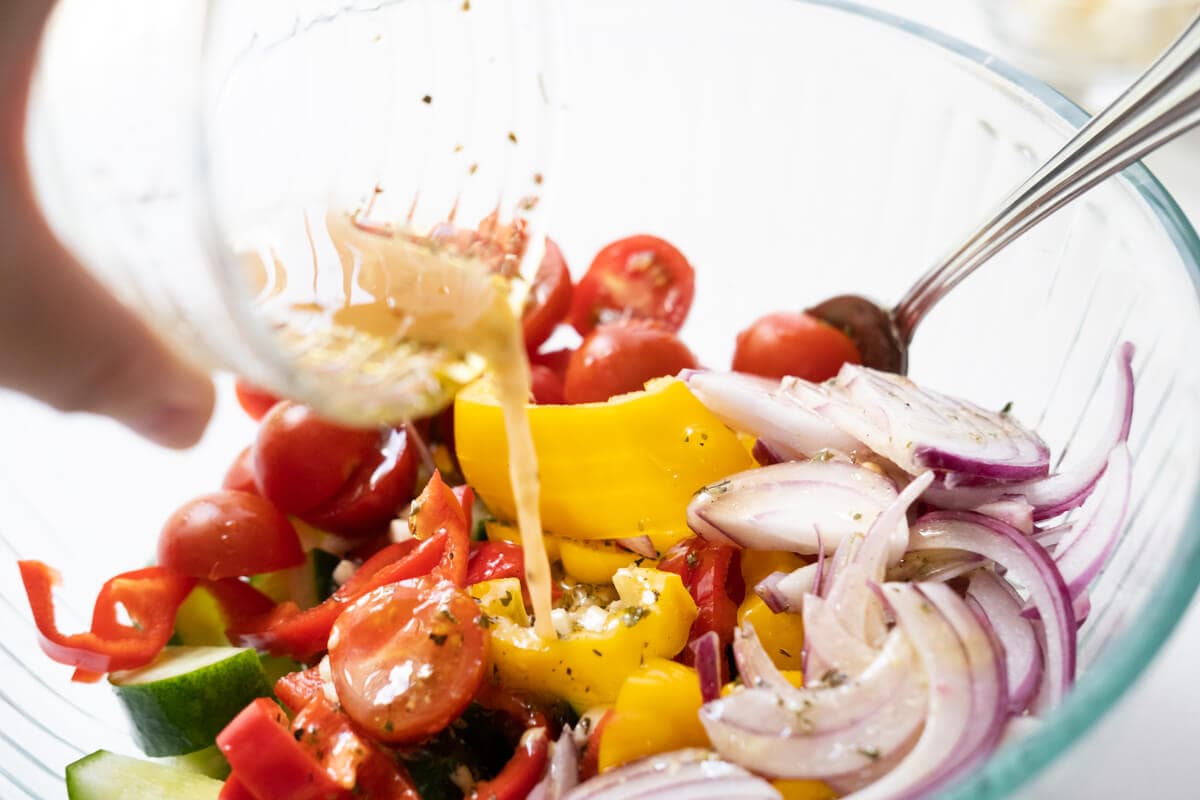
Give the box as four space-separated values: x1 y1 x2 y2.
547 347 1136 799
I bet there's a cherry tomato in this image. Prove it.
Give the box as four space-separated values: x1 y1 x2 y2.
732 311 862 382
328 579 487 743
253 403 417 537
522 238 573 351
529 364 565 405
222 447 257 494
234 380 279 422
568 235 695 335
658 538 745 661
563 323 698 404
157 491 304 580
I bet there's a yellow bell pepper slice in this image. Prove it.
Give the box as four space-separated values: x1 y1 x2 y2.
773 780 841 800
598 658 708 772
480 567 697 710
455 377 754 541
741 550 808 589
559 539 650 585
738 593 806 672
485 520 561 563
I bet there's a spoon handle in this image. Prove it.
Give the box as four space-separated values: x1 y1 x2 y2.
893 13 1200 344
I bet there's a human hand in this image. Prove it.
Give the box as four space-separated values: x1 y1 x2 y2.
0 0 214 448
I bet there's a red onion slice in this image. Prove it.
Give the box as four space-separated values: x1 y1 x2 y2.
733 624 800 694
802 593 880 680
755 565 816 613
853 471 934 581
921 342 1135 521
848 583 975 800
561 749 781 800
887 549 986 583
615 536 658 559
909 511 1075 711
815 365 1050 482
974 498 1035 534
967 569 1042 714
825 562 888 648
686 460 900 555
692 630 724 702
702 627 924 779
1053 444 1132 597
528 725 580 800
682 370 861 459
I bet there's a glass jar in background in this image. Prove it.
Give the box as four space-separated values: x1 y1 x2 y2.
977 0 1200 106
25 0 566 424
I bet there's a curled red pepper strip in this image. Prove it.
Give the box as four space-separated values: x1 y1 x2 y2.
18 561 196 680
469 726 549 800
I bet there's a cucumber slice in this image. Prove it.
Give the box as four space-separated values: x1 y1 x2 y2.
66 750 222 799
154 745 230 780
110 646 271 756
173 586 232 646
251 547 338 609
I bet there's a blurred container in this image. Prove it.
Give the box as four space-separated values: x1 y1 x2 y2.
979 0 1200 105
26 0 566 424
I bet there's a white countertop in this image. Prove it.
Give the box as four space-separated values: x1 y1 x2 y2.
861 3 1200 798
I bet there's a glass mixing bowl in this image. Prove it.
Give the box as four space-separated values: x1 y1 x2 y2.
3 0 1199 798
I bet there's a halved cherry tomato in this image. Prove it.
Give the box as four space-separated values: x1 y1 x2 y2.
530 364 565 405
568 235 695 335
563 323 698 404
658 538 745 661
157 491 304 580
222 447 257 494
523 238 573 351
234 380 280 422
229 534 446 660
253 403 417 537
732 311 862 382
328 579 487 743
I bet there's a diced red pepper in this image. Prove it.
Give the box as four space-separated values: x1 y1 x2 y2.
274 665 325 715
216 698 347 800
657 539 744 663
469 727 549 800
292 696 420 799
217 775 257 800
578 709 615 782
414 472 471 588
18 562 195 679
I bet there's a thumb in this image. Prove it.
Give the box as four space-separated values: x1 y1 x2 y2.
0 0 214 448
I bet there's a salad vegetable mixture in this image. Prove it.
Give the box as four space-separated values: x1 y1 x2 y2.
18 231 1135 800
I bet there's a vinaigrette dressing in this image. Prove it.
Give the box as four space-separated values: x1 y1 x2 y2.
253 211 556 639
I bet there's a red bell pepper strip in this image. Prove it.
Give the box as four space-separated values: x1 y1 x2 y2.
292 695 420 799
657 539 745 664
216 698 347 800
229 533 446 659
413 471 471 587
466 540 526 586
274 665 325 715
469 727 549 800
217 775 257 800
578 709 614 783
18 561 195 679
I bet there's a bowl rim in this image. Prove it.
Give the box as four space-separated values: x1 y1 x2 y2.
802 1 1200 797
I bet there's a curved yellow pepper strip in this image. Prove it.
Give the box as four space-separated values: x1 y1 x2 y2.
455 377 755 541
472 567 697 711
598 658 708 772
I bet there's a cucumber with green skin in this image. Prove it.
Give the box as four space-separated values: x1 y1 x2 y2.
66 750 222 799
154 745 230 780
250 547 339 609
110 646 271 757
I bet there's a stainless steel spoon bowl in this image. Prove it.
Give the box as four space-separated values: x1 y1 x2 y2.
808 14 1200 374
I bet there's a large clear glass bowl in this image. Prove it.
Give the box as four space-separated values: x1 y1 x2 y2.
3 1 1199 798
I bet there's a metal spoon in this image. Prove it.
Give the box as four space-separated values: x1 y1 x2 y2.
807 15 1200 374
